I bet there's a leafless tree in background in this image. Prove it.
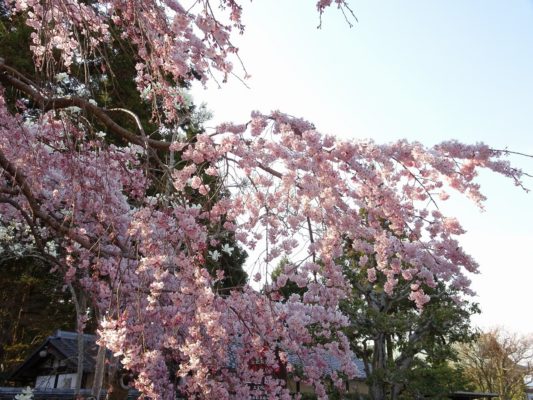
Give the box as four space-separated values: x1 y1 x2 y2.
458 327 533 400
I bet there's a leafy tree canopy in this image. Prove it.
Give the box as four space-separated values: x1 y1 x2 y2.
0 257 76 382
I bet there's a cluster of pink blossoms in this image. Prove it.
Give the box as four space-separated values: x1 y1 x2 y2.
0 1 528 399
0 88 525 398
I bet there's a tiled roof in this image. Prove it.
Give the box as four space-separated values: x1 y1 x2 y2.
0 387 139 399
9 331 100 380
46 331 99 371
448 392 499 399
287 352 367 379
228 342 367 379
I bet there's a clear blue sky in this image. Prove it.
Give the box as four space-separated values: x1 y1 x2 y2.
192 1 533 334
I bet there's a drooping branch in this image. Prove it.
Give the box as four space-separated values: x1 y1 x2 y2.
0 194 46 251
0 61 170 151
0 62 302 191
0 149 129 258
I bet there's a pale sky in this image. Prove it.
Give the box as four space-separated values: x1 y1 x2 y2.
191 1 533 334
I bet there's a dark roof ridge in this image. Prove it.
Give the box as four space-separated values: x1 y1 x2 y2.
52 330 97 341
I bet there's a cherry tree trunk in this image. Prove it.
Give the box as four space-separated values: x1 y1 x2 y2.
370 333 387 400
106 373 129 400
91 345 105 400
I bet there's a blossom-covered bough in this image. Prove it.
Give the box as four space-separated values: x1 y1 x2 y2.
0 1 529 399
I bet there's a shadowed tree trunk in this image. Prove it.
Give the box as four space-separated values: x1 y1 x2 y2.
67 285 86 399
370 332 387 400
91 344 106 400
106 360 129 400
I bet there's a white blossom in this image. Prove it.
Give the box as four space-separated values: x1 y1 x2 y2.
221 243 234 256
54 72 69 83
65 106 82 114
45 241 58 257
208 250 221 261
15 387 34 400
